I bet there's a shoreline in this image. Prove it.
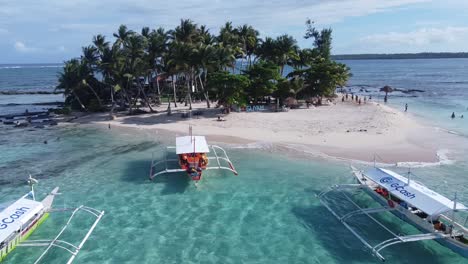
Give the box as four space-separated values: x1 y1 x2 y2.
69 99 467 164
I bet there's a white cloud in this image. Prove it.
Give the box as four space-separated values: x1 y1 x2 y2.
360 27 468 46
0 0 429 35
14 41 38 52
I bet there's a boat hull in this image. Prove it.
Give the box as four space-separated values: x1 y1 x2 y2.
355 173 468 258
0 212 49 262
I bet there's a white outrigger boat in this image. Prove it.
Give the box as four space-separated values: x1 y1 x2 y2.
0 176 104 263
149 131 238 183
318 166 468 261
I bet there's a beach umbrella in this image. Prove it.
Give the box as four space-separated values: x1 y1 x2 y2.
284 97 298 107
380 85 393 102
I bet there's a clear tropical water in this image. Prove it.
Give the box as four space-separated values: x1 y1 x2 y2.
1 60 468 263
342 58 468 137
0 64 63 115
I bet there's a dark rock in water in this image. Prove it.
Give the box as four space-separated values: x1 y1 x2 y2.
0 91 62 95
0 110 50 119
14 120 30 127
393 88 425 93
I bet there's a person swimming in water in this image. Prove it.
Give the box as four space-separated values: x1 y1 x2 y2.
451 112 456 119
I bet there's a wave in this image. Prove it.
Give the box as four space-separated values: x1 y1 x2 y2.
0 65 62 70
396 149 455 168
0 66 21 69
230 141 274 149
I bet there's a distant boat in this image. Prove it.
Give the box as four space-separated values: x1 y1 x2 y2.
150 129 238 183
0 176 104 263
318 167 468 261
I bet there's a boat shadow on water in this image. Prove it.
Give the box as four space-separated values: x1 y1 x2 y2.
292 203 462 263
122 159 190 195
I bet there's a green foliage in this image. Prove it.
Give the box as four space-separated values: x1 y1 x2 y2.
297 58 351 97
304 19 332 59
243 61 281 99
274 77 304 103
207 71 249 107
58 19 350 112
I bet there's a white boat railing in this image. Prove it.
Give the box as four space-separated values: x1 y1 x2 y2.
19 205 105 264
318 183 455 261
149 145 237 180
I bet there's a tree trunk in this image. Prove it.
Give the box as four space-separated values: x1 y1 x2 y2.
172 75 178 107
155 70 161 95
186 74 192 110
137 81 155 112
86 84 103 107
72 90 87 111
198 75 210 108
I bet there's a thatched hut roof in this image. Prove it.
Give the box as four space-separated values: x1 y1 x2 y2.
284 97 298 107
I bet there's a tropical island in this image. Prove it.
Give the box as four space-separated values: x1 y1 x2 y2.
55 19 460 164
56 19 349 114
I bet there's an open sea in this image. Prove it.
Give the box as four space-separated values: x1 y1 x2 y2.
1 60 468 263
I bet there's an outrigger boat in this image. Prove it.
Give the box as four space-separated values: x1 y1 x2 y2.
149 132 238 182
318 166 468 261
0 176 104 263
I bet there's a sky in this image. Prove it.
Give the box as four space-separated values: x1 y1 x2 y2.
1 0 468 63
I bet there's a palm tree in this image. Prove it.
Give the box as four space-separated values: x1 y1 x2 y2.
57 59 87 111
193 43 217 108
113 25 134 48
122 34 156 113
93 34 109 51
167 42 195 109
173 19 198 44
235 25 259 69
57 59 103 110
145 27 169 97
275 34 299 76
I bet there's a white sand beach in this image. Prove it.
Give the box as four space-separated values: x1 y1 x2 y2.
72 97 463 164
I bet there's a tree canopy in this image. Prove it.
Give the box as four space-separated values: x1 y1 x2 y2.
57 19 351 113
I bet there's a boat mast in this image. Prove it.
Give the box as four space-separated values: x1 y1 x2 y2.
28 174 37 201
451 192 457 235
407 167 411 185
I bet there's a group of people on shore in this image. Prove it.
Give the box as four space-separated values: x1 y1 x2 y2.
342 93 371 105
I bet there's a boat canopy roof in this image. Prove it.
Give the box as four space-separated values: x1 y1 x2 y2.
176 136 210 154
366 168 467 216
0 197 44 242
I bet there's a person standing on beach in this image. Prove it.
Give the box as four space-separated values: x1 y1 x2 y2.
405 103 408 112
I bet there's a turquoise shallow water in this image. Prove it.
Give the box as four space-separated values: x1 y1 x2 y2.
0 125 467 263
2 59 468 263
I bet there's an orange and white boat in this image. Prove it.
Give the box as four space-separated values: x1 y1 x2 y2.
149 134 237 182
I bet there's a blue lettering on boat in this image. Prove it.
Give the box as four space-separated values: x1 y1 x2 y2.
0 207 30 230
389 183 416 199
